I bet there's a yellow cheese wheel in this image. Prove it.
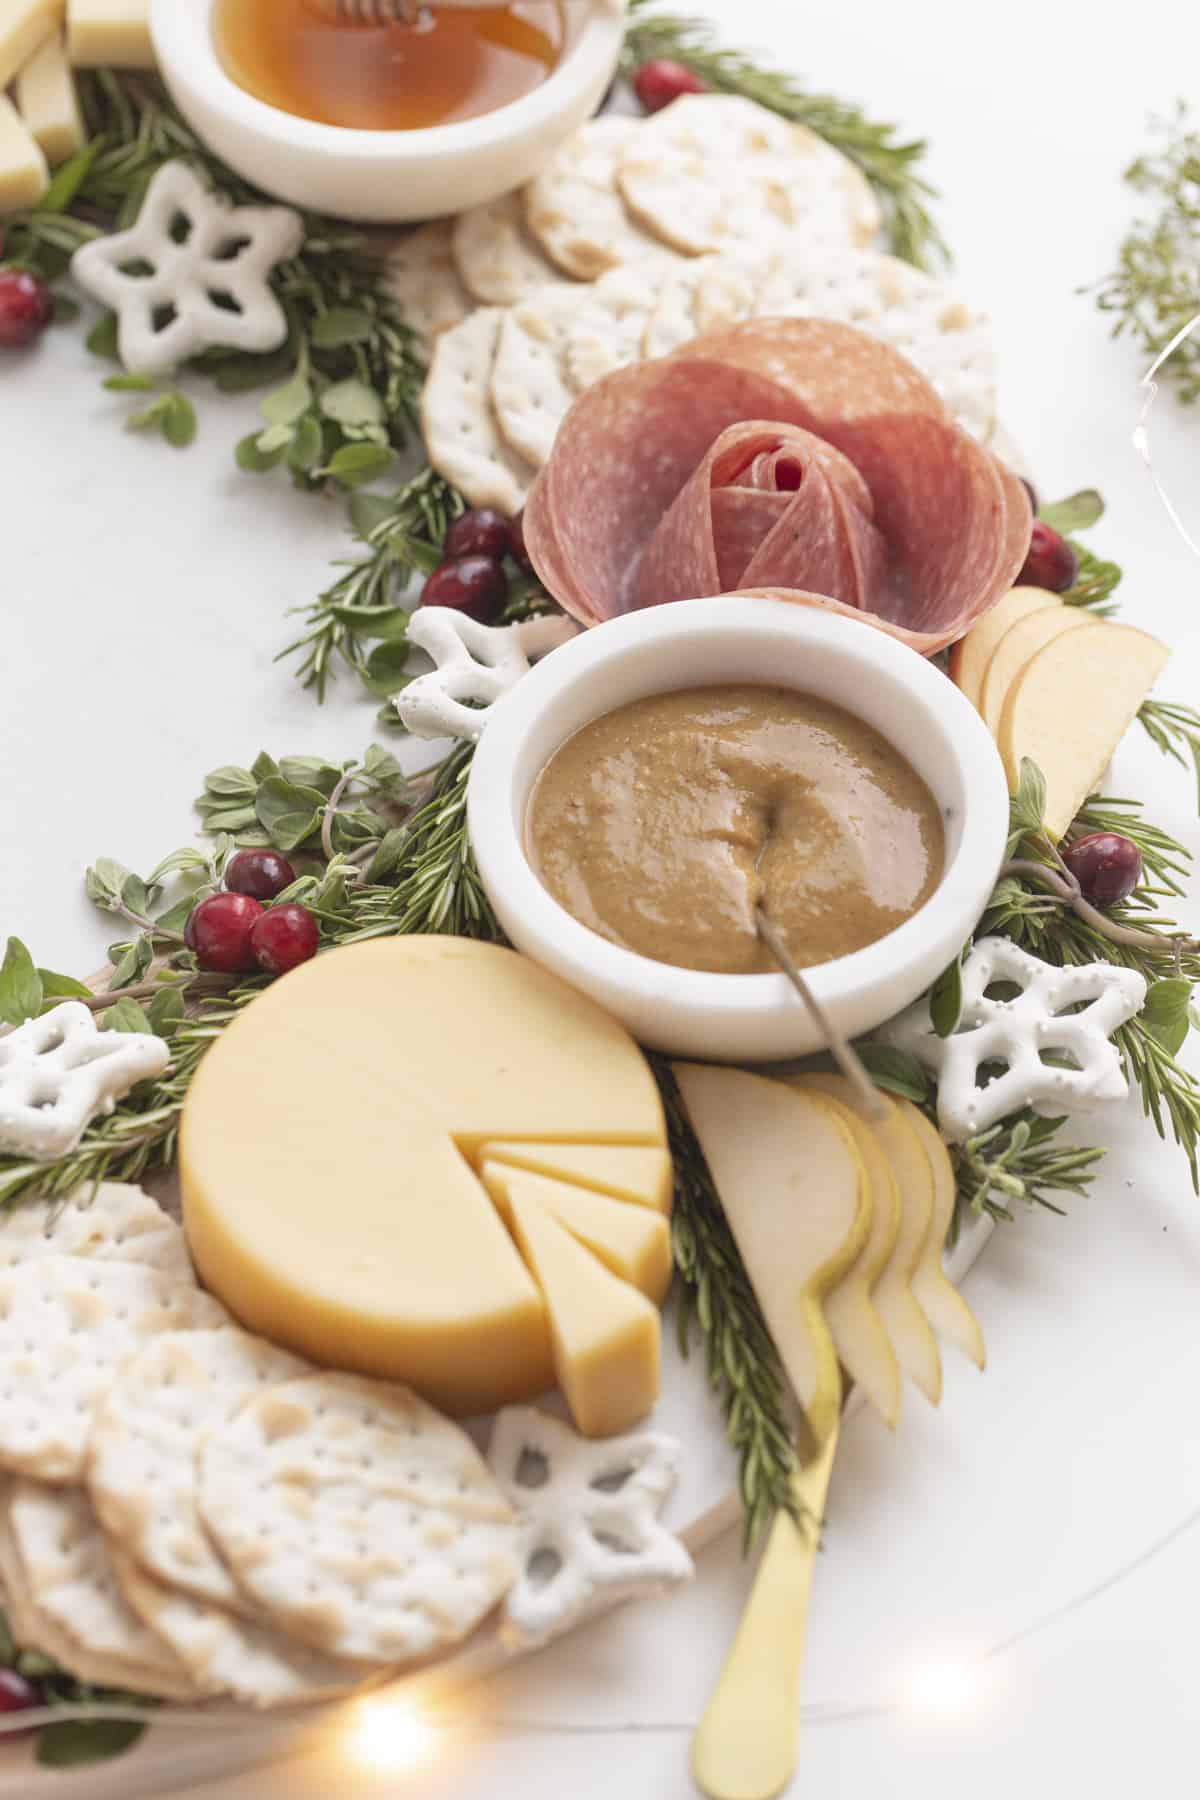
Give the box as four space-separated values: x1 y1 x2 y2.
476 1141 673 1214
180 938 669 1423
481 1163 673 1302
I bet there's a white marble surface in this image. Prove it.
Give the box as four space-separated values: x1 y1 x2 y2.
3 0 1200 1793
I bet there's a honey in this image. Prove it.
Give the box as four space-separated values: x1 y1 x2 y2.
213 0 566 133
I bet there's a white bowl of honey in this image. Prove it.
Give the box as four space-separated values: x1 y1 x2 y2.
468 597 1012 1063
149 0 625 223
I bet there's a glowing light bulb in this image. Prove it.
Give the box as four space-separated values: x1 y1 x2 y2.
346 1696 436 1773
903 1658 980 1720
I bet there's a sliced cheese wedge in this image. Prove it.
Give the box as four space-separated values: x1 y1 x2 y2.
0 94 49 213
980 605 1089 737
949 586 1059 711
794 1074 942 1407
66 0 154 68
508 1194 660 1438
787 1074 901 1427
477 1140 672 1214
0 0 60 91
481 1163 672 1303
15 30 84 166
895 1101 986 1370
673 1064 869 1447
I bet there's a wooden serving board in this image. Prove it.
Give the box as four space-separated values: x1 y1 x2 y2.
0 1216 993 1799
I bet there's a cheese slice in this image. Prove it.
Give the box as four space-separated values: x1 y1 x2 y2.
180 939 668 1424
15 30 83 166
507 1193 660 1438
477 1141 673 1214
482 1163 672 1303
66 0 153 68
0 0 60 91
0 94 48 213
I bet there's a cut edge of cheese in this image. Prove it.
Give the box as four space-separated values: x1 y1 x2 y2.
481 1162 672 1304
15 29 84 167
476 1140 673 1215
507 1193 660 1439
0 94 49 214
66 0 155 70
0 0 60 92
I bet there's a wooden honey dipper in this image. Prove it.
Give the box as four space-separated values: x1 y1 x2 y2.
309 0 583 21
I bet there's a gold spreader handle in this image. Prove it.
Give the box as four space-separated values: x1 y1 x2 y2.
691 1421 840 1800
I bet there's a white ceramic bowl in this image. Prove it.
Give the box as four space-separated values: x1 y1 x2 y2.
149 0 624 223
468 598 1010 1062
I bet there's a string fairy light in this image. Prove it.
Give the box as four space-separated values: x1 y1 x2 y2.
1133 310 1200 563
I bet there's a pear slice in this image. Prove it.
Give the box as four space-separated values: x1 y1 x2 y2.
998 619 1170 838
481 1162 673 1302
948 586 1060 710
673 1064 870 1446
980 605 1089 736
784 1076 902 1427
789 1073 940 1407
894 1102 987 1370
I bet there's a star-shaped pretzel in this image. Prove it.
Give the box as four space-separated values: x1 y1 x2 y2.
488 1406 693 1646
71 163 303 378
398 608 579 741
0 1003 171 1162
880 937 1148 1142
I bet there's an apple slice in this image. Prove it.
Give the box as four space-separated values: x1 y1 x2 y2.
786 1075 902 1427
673 1064 870 1446
481 1162 673 1302
948 586 1060 710
999 620 1170 838
980 606 1090 736
894 1102 986 1370
791 1073 941 1407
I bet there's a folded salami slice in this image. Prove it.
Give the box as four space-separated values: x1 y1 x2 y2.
522 318 1031 653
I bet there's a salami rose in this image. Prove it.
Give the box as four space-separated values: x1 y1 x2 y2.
522 319 1031 654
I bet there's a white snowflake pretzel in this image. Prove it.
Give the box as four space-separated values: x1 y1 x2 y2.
71 163 303 378
0 1004 170 1163
397 608 579 741
879 937 1147 1142
488 1407 693 1646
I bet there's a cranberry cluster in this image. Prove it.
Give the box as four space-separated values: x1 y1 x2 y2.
422 507 532 623
185 850 319 978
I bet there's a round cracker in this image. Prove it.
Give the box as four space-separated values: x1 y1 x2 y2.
89 1327 308 1615
3 1479 210 1700
111 1545 377 1709
524 117 675 280
452 189 565 306
422 307 536 514
490 283 583 470
198 1372 520 1667
642 253 764 361
618 94 881 258
754 248 996 440
0 1258 227 1484
0 1183 189 1277
384 220 472 348
565 261 661 390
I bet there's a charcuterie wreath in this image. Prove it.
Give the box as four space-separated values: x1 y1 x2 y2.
1 1 1199 1790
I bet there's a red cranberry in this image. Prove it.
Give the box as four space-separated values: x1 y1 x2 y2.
226 848 296 902
0 270 52 349
1062 832 1143 908
249 903 320 977
508 509 533 571
422 555 508 622
185 892 263 973
1018 521 1079 593
444 507 512 562
633 58 708 113
0 1668 42 1733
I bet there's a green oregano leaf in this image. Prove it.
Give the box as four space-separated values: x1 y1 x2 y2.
1038 489 1105 534
854 1043 930 1103
1141 977 1194 1057
36 1718 147 1768
85 311 120 360
929 955 964 1038
260 370 313 427
37 968 92 1000
1012 759 1048 838
0 938 44 1027
105 997 154 1035
322 443 394 488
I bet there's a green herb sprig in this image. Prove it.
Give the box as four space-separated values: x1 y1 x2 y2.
621 0 947 268
1095 101 1200 403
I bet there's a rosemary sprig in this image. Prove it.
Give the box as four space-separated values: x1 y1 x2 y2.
1139 701 1200 812
621 0 947 268
949 1114 1104 1236
1094 101 1200 403
654 1065 804 1550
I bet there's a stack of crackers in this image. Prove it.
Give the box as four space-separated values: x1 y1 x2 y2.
0 1185 520 1709
385 96 997 514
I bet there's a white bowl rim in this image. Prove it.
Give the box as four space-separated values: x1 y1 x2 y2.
468 597 1011 1021
149 0 623 161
